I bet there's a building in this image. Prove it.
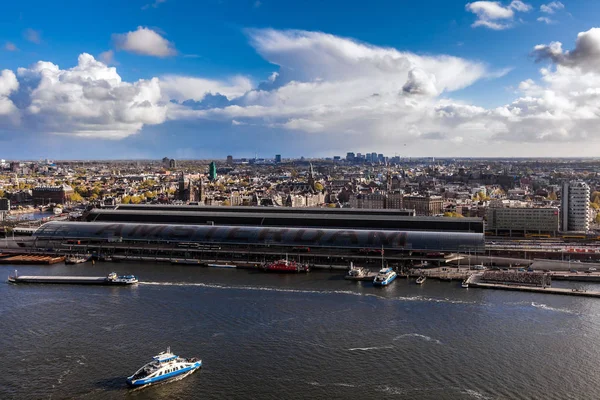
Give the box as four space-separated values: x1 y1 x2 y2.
486 207 559 236
350 193 386 209
161 157 170 168
346 152 355 162
275 154 282 164
177 173 199 203
402 195 444 216
0 198 9 211
561 181 590 232
32 185 74 206
226 155 233 165
208 162 217 181
387 192 404 209
169 159 177 169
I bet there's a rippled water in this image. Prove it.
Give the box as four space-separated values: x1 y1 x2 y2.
2 262 600 399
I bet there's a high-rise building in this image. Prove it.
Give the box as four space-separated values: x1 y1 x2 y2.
226 155 233 165
346 152 355 162
208 162 217 181
561 181 590 232
169 159 177 169
275 154 282 163
371 152 378 163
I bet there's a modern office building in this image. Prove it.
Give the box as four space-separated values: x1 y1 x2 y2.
561 181 590 232
486 207 560 236
208 162 217 181
275 154 282 163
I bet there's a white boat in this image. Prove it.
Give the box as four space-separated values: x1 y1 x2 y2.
461 279 469 288
65 254 92 264
416 276 426 285
207 263 236 268
53 207 63 216
373 267 397 286
127 347 202 387
345 262 375 281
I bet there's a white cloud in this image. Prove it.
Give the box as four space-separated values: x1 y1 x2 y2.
142 0 167 10
532 28 600 72
160 75 253 102
7 53 167 138
537 17 555 24
0 69 19 117
466 1 532 30
113 26 176 57
4 42 18 52
540 1 564 14
98 50 115 65
23 28 41 44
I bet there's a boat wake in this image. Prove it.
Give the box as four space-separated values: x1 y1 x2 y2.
393 333 443 345
531 302 577 314
139 282 475 305
348 345 394 352
462 388 492 399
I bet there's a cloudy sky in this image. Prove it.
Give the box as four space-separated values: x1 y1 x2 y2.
0 0 599 159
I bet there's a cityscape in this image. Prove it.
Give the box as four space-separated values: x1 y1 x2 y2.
3 0 600 399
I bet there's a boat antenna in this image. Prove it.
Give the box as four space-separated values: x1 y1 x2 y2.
381 245 384 269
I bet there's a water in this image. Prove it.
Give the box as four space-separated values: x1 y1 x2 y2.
2 263 600 399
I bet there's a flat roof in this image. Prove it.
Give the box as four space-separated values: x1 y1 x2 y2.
87 209 484 232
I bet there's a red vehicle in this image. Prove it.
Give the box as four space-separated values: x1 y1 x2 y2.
263 259 310 273
292 246 311 252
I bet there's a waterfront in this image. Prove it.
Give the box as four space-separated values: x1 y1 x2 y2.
3 263 600 399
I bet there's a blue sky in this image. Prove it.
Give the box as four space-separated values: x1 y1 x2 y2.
1 0 600 159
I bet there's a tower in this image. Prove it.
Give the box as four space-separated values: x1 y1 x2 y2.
308 163 316 192
208 162 217 181
561 180 590 232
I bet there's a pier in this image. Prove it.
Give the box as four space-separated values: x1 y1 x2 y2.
0 253 65 265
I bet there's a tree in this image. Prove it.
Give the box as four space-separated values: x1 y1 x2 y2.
145 191 155 199
548 192 558 201
222 199 231 206
314 182 324 191
130 196 142 204
121 195 132 204
591 202 600 210
592 191 600 201
70 192 84 203
0 189 4 199
596 213 600 224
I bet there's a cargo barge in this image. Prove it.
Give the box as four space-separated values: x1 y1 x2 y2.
7 271 138 285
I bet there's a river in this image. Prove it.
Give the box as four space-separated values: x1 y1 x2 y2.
2 262 600 399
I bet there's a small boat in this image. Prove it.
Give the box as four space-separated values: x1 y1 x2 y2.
65 254 92 264
207 263 236 268
127 347 201 387
461 279 469 288
53 207 63 216
263 255 309 273
373 267 397 286
416 276 426 285
345 262 375 281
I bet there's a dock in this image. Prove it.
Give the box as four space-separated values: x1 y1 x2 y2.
0 254 65 265
466 274 600 298
344 273 377 281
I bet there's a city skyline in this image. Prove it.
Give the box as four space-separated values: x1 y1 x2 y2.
1 1 600 158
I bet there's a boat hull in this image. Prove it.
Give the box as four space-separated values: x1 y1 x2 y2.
127 361 202 387
373 273 397 286
7 276 137 285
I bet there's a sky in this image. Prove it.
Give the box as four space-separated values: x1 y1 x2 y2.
1 0 600 159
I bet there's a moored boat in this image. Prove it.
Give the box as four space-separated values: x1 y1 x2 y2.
344 262 376 281
263 256 309 273
416 276 426 285
373 267 397 286
462 279 469 288
65 254 91 264
127 347 202 387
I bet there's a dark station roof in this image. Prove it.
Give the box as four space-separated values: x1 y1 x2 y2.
87 208 484 233
34 222 485 252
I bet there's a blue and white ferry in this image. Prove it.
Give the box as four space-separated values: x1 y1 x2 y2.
373 267 397 286
126 347 202 387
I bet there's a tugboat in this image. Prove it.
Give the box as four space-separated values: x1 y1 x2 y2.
263 255 309 273
127 347 202 387
416 275 426 285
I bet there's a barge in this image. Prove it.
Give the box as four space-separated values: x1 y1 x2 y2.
7 271 138 285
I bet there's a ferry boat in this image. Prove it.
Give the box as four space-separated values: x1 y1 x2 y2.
127 347 201 387
416 276 426 285
373 267 397 286
263 256 309 273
